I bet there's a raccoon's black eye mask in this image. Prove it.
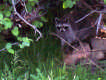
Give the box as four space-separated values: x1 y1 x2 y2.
56 26 69 31
57 27 61 30
64 26 68 29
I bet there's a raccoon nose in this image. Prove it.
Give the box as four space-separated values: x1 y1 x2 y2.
60 29 65 32
61 30 64 32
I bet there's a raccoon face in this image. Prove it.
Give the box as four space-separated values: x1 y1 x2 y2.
55 17 77 46
55 18 71 32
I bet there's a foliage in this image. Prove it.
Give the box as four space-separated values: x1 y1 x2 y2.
5 43 15 54
0 13 13 30
62 0 79 9
0 0 106 80
104 0 106 4
0 0 78 54
0 32 106 79
0 0 45 54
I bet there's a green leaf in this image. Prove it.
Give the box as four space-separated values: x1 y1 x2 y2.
19 44 25 48
19 42 30 48
30 2 35 6
18 37 33 48
29 0 38 2
22 37 29 42
0 26 3 32
63 1 67 9
4 21 13 29
8 49 15 54
5 11 11 17
0 20 3 24
36 68 41 73
41 17 47 22
104 0 106 4
69 2 73 8
22 42 30 47
4 18 11 22
11 26 19 36
30 74 39 79
63 0 71 9
0 4 5 10
0 13 3 20
5 43 12 50
63 0 76 9
73 1 76 5
17 37 23 41
98 78 102 80
33 21 43 28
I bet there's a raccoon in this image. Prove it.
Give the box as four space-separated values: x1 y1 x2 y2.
55 13 96 49
55 17 77 48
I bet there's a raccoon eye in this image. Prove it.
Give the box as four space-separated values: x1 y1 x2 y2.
64 26 68 29
57 27 60 30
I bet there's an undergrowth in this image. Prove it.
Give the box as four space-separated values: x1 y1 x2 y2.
0 29 106 80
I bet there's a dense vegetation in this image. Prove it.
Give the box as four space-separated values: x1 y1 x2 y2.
0 0 106 80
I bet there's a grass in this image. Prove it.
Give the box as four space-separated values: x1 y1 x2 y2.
0 28 106 80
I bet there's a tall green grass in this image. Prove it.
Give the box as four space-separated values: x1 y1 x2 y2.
0 28 106 80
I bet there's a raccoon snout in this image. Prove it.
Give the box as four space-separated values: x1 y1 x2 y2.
60 28 66 32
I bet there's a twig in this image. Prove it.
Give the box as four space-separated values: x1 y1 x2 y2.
75 36 104 72
95 10 106 13
23 1 28 13
80 0 93 10
76 17 99 33
0 48 5 52
50 33 105 72
80 59 105 72
0 42 19 52
12 0 42 41
75 9 105 37
89 59 104 72
50 32 79 51
30 11 47 22
88 49 106 52
75 10 96 23
76 26 94 33
75 10 106 23
96 13 102 35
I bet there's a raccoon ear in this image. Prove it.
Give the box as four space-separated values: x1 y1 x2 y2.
55 17 60 24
